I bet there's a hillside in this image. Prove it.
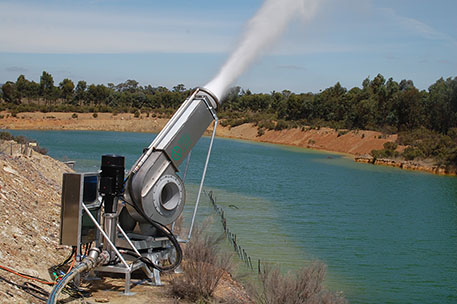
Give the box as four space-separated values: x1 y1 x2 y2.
0 140 249 303
0 140 73 302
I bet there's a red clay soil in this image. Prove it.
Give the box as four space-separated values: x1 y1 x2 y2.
0 112 393 156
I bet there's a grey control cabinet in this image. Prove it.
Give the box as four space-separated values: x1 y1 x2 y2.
59 172 102 246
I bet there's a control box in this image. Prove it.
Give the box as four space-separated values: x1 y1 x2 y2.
59 173 102 246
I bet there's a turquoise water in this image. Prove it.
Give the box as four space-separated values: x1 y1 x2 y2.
5 129 457 303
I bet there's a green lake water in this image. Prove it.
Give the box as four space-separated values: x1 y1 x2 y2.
4 129 457 303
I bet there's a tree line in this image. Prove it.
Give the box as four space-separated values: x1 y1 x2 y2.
0 72 191 113
1 71 457 165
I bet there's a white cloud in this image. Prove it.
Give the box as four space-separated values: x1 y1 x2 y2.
379 7 457 48
0 2 237 53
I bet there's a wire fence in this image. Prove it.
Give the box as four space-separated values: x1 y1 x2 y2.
0 141 33 156
206 190 264 274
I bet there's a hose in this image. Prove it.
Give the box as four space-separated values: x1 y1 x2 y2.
46 262 89 304
47 248 108 304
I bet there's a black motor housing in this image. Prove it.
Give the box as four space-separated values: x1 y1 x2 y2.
100 154 125 213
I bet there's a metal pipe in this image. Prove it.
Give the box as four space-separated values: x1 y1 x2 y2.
187 118 218 240
103 212 118 253
81 203 130 270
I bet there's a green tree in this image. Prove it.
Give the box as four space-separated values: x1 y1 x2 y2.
393 87 425 130
59 78 75 101
15 75 29 100
87 84 111 105
173 83 186 93
75 80 87 104
40 71 56 103
116 79 139 93
427 77 454 133
1 81 20 104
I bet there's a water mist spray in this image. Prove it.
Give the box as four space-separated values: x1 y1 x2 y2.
204 0 319 100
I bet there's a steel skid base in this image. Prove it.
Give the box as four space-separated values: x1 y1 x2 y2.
80 204 171 295
94 250 167 295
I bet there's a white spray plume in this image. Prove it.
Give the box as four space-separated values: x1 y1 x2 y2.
205 0 319 100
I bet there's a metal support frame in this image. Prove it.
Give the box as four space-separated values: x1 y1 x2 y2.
186 116 218 241
80 203 162 295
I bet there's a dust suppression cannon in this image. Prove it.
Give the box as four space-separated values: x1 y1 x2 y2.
54 87 220 302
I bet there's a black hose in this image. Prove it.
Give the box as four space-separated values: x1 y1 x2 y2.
0 275 49 301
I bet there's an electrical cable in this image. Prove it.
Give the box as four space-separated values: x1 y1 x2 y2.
0 264 54 286
65 252 77 275
47 262 89 304
0 275 49 301
124 173 183 272
48 247 76 283
55 247 76 269
47 248 107 304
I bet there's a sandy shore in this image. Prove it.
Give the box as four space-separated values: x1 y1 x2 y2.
1 111 453 175
0 111 392 154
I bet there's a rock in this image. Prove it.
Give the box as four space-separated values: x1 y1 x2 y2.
3 166 18 175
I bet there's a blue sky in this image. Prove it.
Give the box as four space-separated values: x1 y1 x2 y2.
0 0 456 93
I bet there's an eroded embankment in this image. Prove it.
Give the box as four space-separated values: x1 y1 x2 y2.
0 141 73 302
1 111 453 176
1 112 393 155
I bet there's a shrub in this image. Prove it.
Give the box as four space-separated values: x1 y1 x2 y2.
252 262 346 304
258 120 275 130
92 113 98 118
71 113 78 119
383 142 397 151
337 130 349 137
14 135 27 144
134 110 140 118
371 141 400 159
220 119 231 127
275 120 289 131
402 146 425 160
257 128 265 137
0 131 13 140
230 118 250 128
32 145 48 155
170 225 232 302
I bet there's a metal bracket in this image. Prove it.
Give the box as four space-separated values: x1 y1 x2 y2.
80 203 163 294
186 115 218 241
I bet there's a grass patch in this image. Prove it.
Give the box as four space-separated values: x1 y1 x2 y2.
170 224 233 303
251 262 346 304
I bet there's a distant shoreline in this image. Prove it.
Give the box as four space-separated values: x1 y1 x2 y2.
1 111 454 176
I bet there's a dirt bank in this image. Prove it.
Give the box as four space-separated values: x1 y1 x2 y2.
1 111 452 176
0 140 73 303
1 111 393 155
